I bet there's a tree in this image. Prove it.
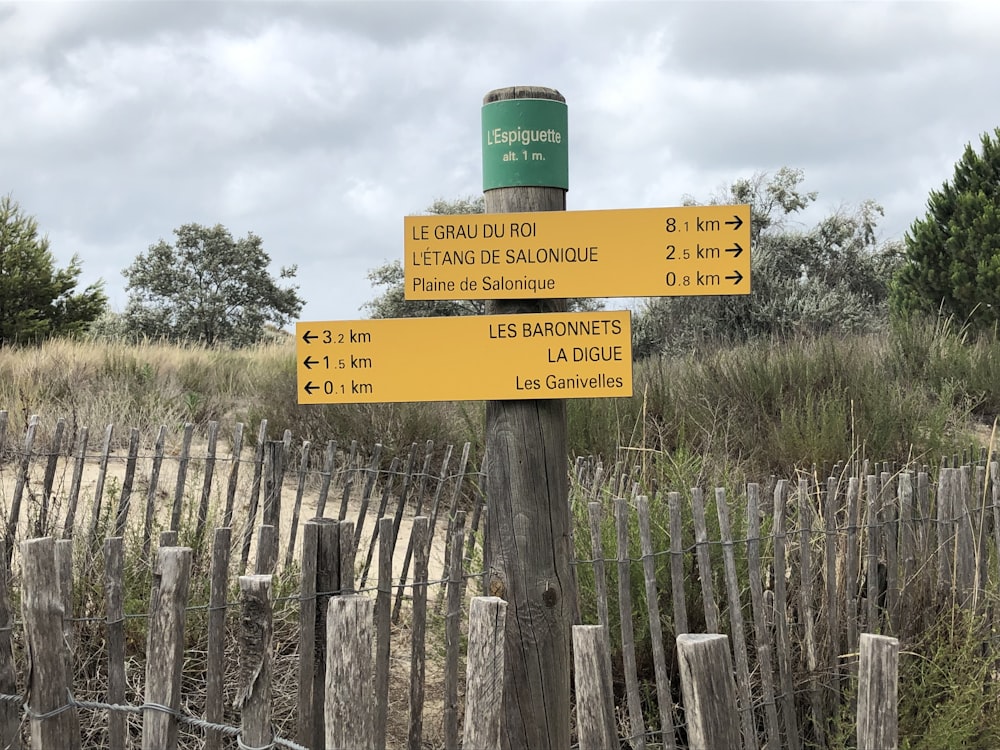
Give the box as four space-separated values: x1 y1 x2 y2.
633 168 902 357
364 195 603 318
122 223 304 346
0 194 107 345
891 127 1000 330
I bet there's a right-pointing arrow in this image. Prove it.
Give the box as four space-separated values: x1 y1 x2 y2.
726 270 744 284
725 215 744 231
725 242 744 258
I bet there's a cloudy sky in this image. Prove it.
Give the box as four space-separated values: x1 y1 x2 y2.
2 0 999 324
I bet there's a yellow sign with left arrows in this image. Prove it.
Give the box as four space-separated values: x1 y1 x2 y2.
296 311 632 404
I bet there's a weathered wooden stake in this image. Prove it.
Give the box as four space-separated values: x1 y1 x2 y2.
483 84 572 750
193 421 219 547
298 519 321 747
106 537 127 750
22 537 81 749
168 423 193 532
407 516 430 750
255 524 277 574
140 425 166 558
325 595 375 750
676 633 741 750
236 575 273 750
63 425 89 541
7 415 39 565
572 625 618 750
0 541 19 749
857 633 899 750
614 498 646 749
375 517 394 750
443 520 465 750
143 546 192 750
205 527 231 750
463 596 508 750
636 496 678 750
313 518 341 748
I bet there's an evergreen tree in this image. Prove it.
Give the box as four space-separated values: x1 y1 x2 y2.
892 127 1000 329
0 194 107 345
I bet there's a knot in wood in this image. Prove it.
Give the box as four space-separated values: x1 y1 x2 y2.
542 584 559 608
488 572 507 599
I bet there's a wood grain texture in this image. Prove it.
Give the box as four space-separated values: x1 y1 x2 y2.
22 537 80 750
676 633 741 750
857 633 899 750
463 597 507 750
325 595 375 750
142 546 192 750
572 625 618 750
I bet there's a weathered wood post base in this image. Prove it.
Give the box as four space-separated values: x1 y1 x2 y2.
572 625 618 750
325 594 375 750
857 633 899 750
143 546 192 750
463 596 508 750
21 537 82 749
236 575 273 750
676 633 741 750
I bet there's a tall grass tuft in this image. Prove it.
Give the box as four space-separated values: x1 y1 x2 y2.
0 337 482 457
603 318 997 477
1 315 995 470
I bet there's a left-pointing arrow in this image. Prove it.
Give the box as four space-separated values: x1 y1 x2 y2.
725 270 744 284
303 356 318 369
302 330 318 344
303 381 319 395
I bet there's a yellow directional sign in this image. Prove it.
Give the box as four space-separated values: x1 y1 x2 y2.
404 204 750 300
296 311 632 404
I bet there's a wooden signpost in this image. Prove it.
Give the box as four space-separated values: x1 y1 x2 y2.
480 86 573 750
295 84 751 750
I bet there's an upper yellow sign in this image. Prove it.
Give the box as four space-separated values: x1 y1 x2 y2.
404 204 751 300
296 311 632 404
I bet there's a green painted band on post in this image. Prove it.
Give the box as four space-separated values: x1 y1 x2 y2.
482 98 568 190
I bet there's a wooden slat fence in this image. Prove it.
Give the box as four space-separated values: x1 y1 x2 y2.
0 412 996 747
572 452 998 749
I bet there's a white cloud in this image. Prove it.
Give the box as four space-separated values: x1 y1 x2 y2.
1 0 998 324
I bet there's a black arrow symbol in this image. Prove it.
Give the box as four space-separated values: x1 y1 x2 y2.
726 270 744 284
303 356 318 370
725 215 744 231
302 330 317 344
303 381 319 395
725 243 744 258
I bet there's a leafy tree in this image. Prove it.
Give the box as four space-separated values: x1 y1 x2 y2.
0 194 107 345
633 168 902 357
892 127 1000 330
122 223 303 346
364 195 603 318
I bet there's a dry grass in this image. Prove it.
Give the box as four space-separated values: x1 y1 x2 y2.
0 337 483 460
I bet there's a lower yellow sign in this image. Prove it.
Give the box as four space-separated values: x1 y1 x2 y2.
296 311 632 404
